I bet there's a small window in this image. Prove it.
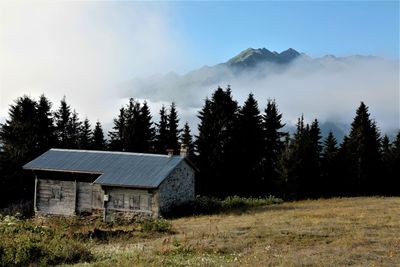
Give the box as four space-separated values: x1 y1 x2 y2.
112 194 124 209
51 186 62 200
129 195 140 210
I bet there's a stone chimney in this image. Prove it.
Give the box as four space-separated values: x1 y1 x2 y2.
166 149 174 157
180 144 188 158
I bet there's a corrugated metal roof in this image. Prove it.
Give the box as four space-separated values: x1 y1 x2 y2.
23 149 188 188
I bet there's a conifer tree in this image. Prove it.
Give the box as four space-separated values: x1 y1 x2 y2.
346 102 381 195
67 110 82 149
155 105 169 154
0 96 38 203
79 118 93 149
337 135 354 196
54 96 71 148
124 98 142 152
195 98 213 194
262 99 286 195
180 122 194 158
308 119 322 197
0 96 38 163
321 131 338 196
93 121 107 150
280 115 307 198
166 102 180 154
36 94 56 153
381 135 392 195
196 87 238 196
234 93 263 195
138 101 155 152
109 107 126 151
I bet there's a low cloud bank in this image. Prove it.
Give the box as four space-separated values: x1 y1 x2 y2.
122 56 399 136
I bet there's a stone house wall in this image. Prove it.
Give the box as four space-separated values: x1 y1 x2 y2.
158 160 195 213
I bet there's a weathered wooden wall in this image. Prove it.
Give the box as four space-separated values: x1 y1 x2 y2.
36 179 76 215
35 179 104 216
103 187 157 222
76 182 103 212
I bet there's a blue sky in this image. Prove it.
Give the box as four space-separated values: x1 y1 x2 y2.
169 1 399 68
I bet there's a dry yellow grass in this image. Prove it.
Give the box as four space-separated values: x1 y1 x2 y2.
72 197 400 266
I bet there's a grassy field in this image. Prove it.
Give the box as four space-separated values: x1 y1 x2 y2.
2 197 400 266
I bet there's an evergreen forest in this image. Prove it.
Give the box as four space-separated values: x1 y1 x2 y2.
0 87 399 207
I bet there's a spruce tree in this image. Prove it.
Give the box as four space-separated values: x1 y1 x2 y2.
262 99 286 195
308 119 322 197
234 93 263 196
36 94 56 153
180 122 194 158
124 98 142 152
155 105 169 154
93 121 107 150
337 135 354 196
381 135 392 195
79 118 93 150
109 107 126 151
166 102 180 154
346 102 381 195
195 98 213 194
0 96 38 163
67 110 82 149
0 96 38 204
321 131 338 196
54 96 71 148
195 87 238 196
138 101 155 153
281 115 307 199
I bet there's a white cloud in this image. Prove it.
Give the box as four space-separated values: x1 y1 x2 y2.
0 1 186 128
121 56 399 134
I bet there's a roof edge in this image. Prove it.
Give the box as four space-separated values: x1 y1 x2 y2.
23 167 103 175
49 148 180 158
94 182 158 189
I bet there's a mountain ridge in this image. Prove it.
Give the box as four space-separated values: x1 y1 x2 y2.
226 47 302 68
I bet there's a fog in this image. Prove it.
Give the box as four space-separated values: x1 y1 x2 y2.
122 56 399 136
0 2 187 129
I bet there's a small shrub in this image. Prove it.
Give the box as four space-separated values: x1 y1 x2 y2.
0 216 93 266
142 218 172 233
0 201 33 218
221 195 283 210
45 237 93 265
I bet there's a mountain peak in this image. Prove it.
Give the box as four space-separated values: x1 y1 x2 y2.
227 47 301 68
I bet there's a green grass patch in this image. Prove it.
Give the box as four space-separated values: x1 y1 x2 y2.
0 215 92 266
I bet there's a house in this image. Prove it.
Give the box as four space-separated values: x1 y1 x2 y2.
23 148 196 222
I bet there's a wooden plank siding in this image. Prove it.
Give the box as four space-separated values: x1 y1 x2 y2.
104 187 154 213
36 179 104 216
76 182 103 212
36 179 76 215
102 187 158 222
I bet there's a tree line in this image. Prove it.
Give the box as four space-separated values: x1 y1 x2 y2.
0 95 193 206
0 87 399 207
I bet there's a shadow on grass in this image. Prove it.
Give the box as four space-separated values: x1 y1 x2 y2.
164 196 292 219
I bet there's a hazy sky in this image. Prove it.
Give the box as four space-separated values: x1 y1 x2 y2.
0 1 399 133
